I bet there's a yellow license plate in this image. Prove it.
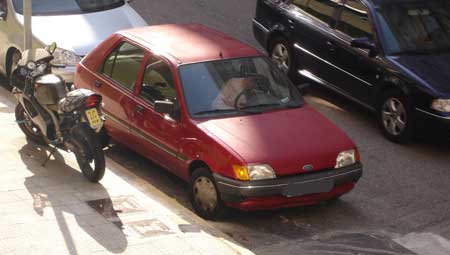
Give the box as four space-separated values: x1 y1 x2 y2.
85 108 101 129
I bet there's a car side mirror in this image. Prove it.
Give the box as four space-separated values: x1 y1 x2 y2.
0 10 7 21
154 100 174 115
351 37 378 58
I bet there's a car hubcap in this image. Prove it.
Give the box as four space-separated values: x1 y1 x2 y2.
271 43 290 74
193 177 218 213
382 98 407 136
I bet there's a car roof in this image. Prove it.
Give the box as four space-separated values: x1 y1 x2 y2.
118 24 262 64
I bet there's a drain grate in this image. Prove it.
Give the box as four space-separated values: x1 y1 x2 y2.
86 196 173 239
121 219 172 238
86 196 145 220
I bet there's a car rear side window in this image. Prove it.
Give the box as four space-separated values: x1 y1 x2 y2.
101 42 145 91
337 0 373 39
303 0 340 25
139 56 177 104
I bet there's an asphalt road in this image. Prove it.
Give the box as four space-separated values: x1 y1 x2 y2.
12 1 444 254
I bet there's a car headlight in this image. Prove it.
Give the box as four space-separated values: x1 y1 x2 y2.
233 164 276 181
51 48 82 66
431 99 450 112
335 149 356 168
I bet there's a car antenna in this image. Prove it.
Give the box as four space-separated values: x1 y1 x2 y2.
219 51 224 59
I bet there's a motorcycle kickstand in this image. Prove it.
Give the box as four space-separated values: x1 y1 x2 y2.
42 146 57 167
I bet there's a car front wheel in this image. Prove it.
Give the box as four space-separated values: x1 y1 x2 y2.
189 168 226 220
379 90 414 143
270 37 294 78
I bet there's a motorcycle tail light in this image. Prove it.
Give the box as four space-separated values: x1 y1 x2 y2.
85 95 101 108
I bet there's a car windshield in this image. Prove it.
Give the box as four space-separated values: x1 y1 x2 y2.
179 57 304 118
12 0 125 16
376 0 450 54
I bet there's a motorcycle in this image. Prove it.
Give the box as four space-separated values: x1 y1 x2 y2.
11 42 106 182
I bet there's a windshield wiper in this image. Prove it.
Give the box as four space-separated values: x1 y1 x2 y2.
240 103 282 110
194 108 261 116
241 102 303 112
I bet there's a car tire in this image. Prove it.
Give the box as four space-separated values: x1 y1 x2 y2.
269 37 296 80
189 167 227 220
378 89 414 143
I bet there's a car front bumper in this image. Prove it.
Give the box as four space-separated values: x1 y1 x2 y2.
415 108 450 128
214 163 363 211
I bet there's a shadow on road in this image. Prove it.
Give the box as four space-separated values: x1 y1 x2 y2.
18 141 128 254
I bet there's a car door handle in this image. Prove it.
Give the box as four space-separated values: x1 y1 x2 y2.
94 80 102 88
326 41 336 52
287 19 295 29
135 105 144 114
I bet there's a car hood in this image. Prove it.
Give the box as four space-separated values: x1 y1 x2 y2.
15 5 147 56
388 52 450 97
197 106 355 177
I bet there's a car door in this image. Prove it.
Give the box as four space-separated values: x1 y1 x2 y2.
328 0 380 104
129 54 185 177
286 0 342 82
93 41 145 147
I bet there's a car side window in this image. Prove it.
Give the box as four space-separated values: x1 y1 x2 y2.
101 42 145 91
139 56 177 105
336 0 373 39
303 0 339 25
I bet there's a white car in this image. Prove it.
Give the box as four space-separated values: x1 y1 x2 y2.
0 0 147 84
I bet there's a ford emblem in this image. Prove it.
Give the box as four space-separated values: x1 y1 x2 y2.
303 164 314 171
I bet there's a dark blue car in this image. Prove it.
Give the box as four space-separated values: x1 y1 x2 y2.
253 0 450 143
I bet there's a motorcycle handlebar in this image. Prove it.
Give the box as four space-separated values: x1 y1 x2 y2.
50 64 66 69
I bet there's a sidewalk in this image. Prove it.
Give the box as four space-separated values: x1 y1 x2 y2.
0 86 254 255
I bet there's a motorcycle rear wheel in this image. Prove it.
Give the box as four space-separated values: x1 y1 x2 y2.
15 104 46 144
71 124 105 182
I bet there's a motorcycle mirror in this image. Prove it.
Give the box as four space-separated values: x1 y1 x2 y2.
47 42 57 54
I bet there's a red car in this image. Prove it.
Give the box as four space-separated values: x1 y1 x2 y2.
75 24 363 219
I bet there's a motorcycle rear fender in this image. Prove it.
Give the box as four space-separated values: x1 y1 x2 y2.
58 89 102 113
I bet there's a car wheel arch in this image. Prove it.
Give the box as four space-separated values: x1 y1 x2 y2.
6 47 21 77
376 79 410 108
188 159 211 177
267 30 290 52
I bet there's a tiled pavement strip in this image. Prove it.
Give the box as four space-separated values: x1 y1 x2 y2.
0 86 254 255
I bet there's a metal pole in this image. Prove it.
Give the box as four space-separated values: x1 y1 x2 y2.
23 0 32 60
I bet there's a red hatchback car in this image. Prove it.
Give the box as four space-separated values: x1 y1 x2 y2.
75 24 363 219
